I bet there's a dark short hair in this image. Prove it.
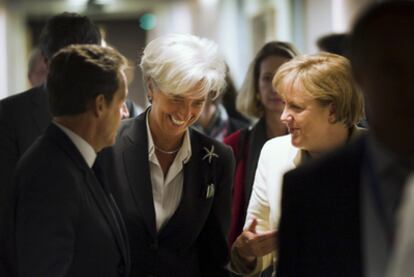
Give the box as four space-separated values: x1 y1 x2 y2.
39 12 101 59
47 44 127 116
349 1 414 69
316 33 349 56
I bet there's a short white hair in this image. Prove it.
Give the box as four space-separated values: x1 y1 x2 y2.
140 33 226 100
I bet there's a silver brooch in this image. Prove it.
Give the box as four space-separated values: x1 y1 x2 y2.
202 145 219 164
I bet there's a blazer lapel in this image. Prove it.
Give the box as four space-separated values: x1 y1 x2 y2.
123 113 157 239
48 124 129 265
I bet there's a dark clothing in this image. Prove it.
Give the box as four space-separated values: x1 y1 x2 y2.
194 104 250 142
276 135 366 277
0 85 50 276
97 111 235 277
224 118 269 246
3 124 130 277
0 85 50 198
0 85 139 200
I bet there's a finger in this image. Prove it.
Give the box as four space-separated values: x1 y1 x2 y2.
255 230 277 240
246 218 258 233
250 237 278 256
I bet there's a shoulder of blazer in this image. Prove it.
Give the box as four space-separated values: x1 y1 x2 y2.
260 134 297 163
116 111 147 146
0 86 43 116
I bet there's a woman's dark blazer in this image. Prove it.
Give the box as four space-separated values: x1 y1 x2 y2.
97 111 235 277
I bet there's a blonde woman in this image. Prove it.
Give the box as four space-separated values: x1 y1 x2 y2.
231 52 365 276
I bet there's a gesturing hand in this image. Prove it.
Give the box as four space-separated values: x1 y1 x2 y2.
233 218 277 264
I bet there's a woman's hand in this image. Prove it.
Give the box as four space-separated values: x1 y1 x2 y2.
233 218 277 266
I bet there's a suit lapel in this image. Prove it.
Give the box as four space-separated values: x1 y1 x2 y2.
84 169 129 264
47 124 129 265
123 113 157 239
30 85 51 134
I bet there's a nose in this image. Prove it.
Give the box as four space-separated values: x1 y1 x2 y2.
280 106 291 125
121 102 129 119
178 101 192 120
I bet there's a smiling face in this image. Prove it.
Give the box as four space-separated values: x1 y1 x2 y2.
148 82 206 144
258 55 290 115
280 82 333 154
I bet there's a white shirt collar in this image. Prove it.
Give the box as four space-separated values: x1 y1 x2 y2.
146 110 191 164
54 122 97 168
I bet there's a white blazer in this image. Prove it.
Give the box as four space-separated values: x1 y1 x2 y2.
232 127 364 276
243 135 302 275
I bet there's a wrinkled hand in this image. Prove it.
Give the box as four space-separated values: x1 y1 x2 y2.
233 218 277 264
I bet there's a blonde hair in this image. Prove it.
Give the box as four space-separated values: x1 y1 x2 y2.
236 41 299 119
140 33 226 100
273 52 364 127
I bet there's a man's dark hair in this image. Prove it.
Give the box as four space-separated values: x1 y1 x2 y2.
47 44 127 116
316 33 349 56
349 1 414 69
39 12 101 59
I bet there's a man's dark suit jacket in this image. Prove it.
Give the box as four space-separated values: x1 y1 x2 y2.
0 85 141 198
276 135 366 277
4 124 130 277
97 111 235 277
0 86 50 198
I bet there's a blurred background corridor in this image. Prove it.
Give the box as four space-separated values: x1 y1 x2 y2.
0 0 374 109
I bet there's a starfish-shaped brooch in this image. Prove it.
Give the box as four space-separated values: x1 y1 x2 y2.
202 145 219 164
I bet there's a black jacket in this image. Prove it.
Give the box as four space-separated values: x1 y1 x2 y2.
4 124 130 277
97 111 235 277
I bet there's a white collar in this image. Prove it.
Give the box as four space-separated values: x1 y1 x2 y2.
54 122 97 168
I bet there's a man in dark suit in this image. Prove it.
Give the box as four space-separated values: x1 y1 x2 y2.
0 13 102 275
276 2 414 277
4 44 130 277
0 12 139 218
0 12 101 210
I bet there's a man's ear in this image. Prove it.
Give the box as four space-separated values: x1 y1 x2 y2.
91 94 106 117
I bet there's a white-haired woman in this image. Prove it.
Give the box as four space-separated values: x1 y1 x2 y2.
97 34 235 277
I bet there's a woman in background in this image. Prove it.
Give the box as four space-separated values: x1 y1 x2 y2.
224 41 299 247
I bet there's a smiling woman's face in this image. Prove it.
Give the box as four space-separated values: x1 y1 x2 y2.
148 83 207 142
279 82 333 154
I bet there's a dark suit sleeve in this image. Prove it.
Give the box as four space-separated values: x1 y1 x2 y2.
0 101 19 208
198 145 235 277
15 166 81 277
276 171 304 277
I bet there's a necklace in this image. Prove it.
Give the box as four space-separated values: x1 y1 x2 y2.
154 143 180 155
